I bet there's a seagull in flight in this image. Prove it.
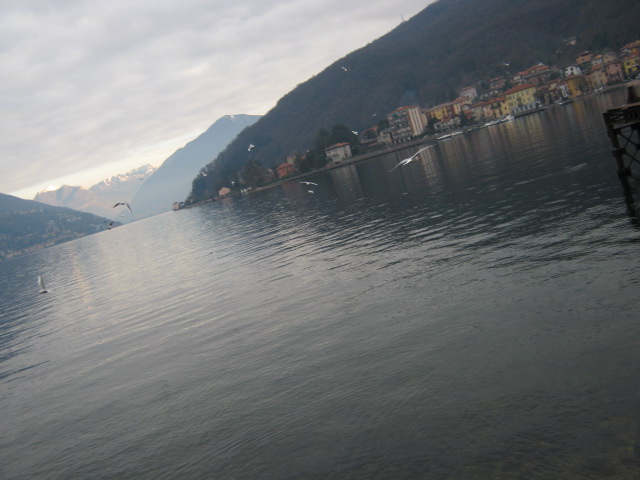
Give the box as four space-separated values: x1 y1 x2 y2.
248 143 255 151
300 181 318 186
341 66 352 72
38 275 49 294
389 144 435 172
113 202 132 212
307 190 314 194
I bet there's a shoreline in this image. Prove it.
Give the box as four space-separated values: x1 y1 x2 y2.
185 82 633 208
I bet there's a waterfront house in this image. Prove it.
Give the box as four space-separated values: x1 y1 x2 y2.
565 75 586 97
504 83 539 115
488 96 509 119
324 142 352 164
387 105 426 142
276 162 296 179
585 64 607 91
218 187 232 197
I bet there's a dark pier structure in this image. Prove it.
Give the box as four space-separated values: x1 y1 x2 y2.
603 83 640 190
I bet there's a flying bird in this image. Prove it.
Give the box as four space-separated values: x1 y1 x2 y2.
341 66 352 72
248 143 255 151
389 144 435 172
307 190 314 194
38 275 49 294
300 181 318 186
113 202 132 212
352 130 358 135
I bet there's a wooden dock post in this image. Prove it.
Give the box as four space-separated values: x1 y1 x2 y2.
603 83 640 190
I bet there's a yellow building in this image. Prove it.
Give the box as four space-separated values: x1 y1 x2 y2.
565 75 586 97
489 96 509 118
426 102 454 121
622 55 640 78
503 84 538 114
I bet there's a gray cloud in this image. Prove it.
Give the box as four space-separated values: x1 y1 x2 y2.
1 0 431 198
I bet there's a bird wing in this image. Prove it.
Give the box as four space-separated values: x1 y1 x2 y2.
125 202 132 212
113 202 122 208
411 144 435 159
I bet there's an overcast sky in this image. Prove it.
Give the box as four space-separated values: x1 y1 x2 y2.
1 0 433 199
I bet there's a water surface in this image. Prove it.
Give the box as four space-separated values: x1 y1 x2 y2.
1 90 640 479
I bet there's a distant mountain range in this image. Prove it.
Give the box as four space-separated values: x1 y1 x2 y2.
34 165 156 220
130 114 260 219
0 193 113 260
187 0 640 202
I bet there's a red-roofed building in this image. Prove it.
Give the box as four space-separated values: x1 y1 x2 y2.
276 162 297 179
504 83 540 115
387 105 426 143
621 40 640 57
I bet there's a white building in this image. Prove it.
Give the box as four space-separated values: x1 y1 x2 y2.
564 65 582 77
325 142 352 164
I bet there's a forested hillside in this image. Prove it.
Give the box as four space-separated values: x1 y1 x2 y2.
188 0 640 202
0 193 113 260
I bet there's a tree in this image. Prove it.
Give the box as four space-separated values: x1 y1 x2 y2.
240 160 269 189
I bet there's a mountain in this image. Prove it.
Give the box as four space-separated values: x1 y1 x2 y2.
34 165 156 220
0 193 114 260
188 0 640 202
130 114 261 218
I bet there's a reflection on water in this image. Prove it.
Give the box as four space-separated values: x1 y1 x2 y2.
1 91 640 479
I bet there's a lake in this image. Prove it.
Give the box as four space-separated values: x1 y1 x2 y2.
1 89 639 479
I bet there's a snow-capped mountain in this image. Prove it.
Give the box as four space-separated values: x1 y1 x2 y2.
34 165 156 219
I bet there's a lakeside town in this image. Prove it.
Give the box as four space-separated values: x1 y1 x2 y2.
179 38 640 207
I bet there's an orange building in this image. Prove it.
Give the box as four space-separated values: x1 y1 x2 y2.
276 162 297 179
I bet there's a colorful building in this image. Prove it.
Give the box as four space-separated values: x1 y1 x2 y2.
387 105 426 142
276 162 297 179
504 83 539 115
565 75 586 97
622 55 640 78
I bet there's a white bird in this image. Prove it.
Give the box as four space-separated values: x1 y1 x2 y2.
352 130 358 135
341 66 352 72
38 275 49 294
307 190 314 194
300 181 318 186
113 202 132 212
248 143 255 151
389 144 435 172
